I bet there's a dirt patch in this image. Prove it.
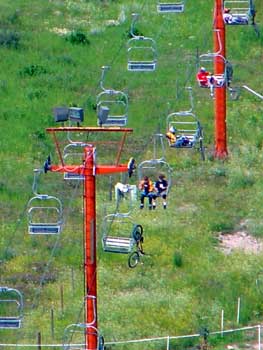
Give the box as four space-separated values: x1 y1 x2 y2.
218 231 263 255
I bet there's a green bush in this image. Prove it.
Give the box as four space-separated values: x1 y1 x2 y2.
0 29 20 48
20 64 47 77
65 30 90 45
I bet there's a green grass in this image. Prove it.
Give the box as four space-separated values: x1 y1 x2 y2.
0 0 263 348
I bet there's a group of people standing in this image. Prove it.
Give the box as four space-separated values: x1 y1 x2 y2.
138 174 168 210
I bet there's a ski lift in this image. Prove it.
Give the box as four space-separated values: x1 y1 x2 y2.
157 1 185 13
223 0 254 25
96 66 128 127
198 54 227 89
27 169 63 234
197 30 227 96
138 158 172 192
0 287 23 329
166 112 205 160
63 323 104 350
101 213 144 268
63 143 89 180
127 14 157 72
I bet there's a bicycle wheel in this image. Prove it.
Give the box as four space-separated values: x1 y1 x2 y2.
128 251 140 268
132 224 143 242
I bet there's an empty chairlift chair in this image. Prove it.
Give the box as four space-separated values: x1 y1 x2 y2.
127 14 157 72
223 0 254 25
27 169 63 234
63 322 104 350
166 111 205 160
27 194 63 234
96 66 128 127
101 213 144 268
0 287 23 329
63 143 88 180
157 1 185 13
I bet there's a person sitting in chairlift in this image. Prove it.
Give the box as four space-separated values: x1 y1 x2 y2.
223 8 249 25
166 126 177 145
166 126 192 148
138 176 155 210
152 174 168 209
196 67 214 88
115 182 131 200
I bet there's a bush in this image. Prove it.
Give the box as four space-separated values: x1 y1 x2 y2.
173 251 183 267
65 30 90 45
0 29 20 48
20 64 47 77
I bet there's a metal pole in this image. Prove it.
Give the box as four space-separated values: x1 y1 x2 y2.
214 0 228 158
83 146 98 350
258 325 261 350
237 297 240 324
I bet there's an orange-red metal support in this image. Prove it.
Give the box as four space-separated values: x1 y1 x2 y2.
46 127 133 350
214 0 228 158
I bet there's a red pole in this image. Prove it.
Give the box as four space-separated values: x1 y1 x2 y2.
214 0 228 158
83 146 97 350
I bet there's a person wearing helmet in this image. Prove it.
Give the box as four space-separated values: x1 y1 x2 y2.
196 67 212 87
166 126 177 146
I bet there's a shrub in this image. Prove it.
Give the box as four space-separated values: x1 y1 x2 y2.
173 251 183 267
0 29 20 48
20 64 47 77
65 30 90 45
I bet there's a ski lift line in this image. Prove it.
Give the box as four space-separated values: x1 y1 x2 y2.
243 85 263 100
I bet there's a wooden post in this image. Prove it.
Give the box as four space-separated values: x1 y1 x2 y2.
51 306 54 339
37 332 41 350
60 284 64 314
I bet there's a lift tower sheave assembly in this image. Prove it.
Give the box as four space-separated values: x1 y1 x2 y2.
46 126 133 350
214 0 228 158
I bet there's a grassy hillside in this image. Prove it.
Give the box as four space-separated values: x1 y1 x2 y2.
0 0 263 348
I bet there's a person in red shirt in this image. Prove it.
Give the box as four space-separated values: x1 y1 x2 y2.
196 67 212 87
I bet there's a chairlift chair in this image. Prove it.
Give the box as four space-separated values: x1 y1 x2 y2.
0 287 23 329
96 90 128 127
127 14 157 72
223 0 253 25
138 158 172 192
96 66 129 127
27 194 63 234
63 143 88 180
166 111 205 160
197 53 227 97
27 169 63 234
101 213 144 268
157 1 185 13
63 323 103 350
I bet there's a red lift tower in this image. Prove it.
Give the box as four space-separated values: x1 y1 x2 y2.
214 0 228 158
46 126 133 350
